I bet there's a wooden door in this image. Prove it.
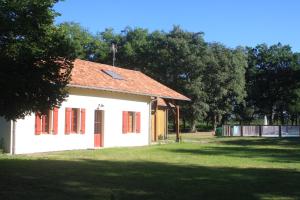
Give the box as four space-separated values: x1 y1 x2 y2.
157 109 166 139
94 110 104 147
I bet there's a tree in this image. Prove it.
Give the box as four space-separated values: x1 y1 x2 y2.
246 43 299 124
147 27 209 132
58 22 95 60
58 22 110 62
204 43 247 130
287 89 300 125
0 0 75 120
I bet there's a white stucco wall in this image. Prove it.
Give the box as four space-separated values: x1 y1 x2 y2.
0 117 11 153
13 87 151 154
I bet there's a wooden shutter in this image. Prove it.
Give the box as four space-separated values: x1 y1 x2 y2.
35 113 42 135
80 108 86 134
65 108 71 134
53 107 58 135
122 111 128 134
136 112 141 133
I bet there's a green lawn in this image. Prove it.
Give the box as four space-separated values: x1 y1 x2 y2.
1 134 300 200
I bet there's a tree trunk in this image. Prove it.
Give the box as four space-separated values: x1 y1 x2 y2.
268 114 273 125
212 114 217 132
280 111 284 125
183 118 186 130
190 120 197 133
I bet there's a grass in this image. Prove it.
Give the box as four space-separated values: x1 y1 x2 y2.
1 134 300 200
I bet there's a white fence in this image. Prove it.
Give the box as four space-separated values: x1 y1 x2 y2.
222 125 300 137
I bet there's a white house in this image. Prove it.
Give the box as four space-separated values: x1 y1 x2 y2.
0 59 189 154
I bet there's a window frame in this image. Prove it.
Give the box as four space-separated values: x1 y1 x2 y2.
65 107 85 134
122 111 141 134
71 108 80 133
128 111 136 133
35 109 57 135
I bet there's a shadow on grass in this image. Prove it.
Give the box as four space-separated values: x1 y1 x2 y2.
1 158 300 200
166 146 300 163
164 137 300 164
219 137 300 147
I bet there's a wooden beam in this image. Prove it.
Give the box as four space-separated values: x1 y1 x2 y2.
175 105 180 142
165 109 168 139
164 99 176 115
154 97 158 141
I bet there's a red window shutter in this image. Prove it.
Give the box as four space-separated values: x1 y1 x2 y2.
122 111 128 134
53 107 59 135
35 113 42 135
136 112 141 133
80 108 86 134
65 108 71 134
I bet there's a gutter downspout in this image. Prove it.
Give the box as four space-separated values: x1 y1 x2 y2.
10 120 16 155
148 99 152 145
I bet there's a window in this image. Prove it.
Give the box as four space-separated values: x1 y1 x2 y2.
35 108 58 135
101 69 125 80
65 108 86 134
42 112 50 133
128 112 135 132
122 111 141 134
71 108 79 133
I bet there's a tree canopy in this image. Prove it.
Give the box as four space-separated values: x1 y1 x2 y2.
2 1 299 128
60 22 300 127
245 43 300 124
0 0 75 120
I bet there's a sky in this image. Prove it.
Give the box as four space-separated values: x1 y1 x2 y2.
54 0 300 51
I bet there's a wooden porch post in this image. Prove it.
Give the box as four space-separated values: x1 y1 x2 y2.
164 99 179 142
176 105 180 142
154 97 158 142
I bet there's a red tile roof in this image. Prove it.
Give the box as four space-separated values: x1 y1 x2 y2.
69 59 190 101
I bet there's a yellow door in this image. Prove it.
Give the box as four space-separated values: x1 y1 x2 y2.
157 109 166 139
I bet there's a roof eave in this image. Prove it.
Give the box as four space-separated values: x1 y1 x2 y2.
67 84 191 101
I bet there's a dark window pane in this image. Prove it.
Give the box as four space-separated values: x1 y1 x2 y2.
72 108 78 133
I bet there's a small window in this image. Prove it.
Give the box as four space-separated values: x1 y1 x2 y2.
35 108 59 135
65 108 86 134
128 112 135 132
122 111 141 134
42 112 50 133
71 108 79 133
101 69 124 80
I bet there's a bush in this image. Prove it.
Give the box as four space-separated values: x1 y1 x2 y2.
196 124 214 132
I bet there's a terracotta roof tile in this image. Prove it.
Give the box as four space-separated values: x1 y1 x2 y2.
69 59 190 101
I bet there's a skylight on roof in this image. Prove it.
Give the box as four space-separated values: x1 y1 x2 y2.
101 69 125 80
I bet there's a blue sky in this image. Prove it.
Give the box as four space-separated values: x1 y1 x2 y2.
54 0 300 51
